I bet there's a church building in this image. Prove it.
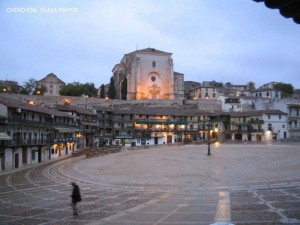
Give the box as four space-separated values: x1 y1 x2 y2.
112 48 184 100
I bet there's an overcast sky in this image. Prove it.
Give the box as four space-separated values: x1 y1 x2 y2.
1 0 299 89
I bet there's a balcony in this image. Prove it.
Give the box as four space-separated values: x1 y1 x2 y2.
6 139 50 147
8 116 78 128
5 137 79 147
135 119 187 125
231 120 264 125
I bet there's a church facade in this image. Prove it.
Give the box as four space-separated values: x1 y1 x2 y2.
112 48 184 100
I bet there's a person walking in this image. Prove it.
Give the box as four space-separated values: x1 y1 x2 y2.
71 182 81 215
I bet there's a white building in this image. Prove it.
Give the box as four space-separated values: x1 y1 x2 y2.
230 110 288 142
190 86 219 100
252 88 281 100
0 96 78 171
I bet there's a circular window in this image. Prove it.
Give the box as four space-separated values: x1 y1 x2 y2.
151 76 156 82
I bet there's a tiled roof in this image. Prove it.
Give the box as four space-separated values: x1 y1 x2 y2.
230 110 287 117
113 105 209 116
55 104 96 115
0 96 74 118
252 88 279 92
125 48 172 56
92 105 113 112
37 73 65 84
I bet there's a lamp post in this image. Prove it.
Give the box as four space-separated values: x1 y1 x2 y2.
207 123 211 156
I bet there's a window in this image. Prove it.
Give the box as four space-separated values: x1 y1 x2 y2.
268 115 271 119
268 124 272 130
151 76 156 82
279 114 281 119
32 151 36 160
152 61 156 67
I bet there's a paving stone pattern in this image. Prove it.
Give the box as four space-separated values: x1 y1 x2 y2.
0 144 300 225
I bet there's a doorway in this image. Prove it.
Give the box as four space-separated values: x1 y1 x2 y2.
154 137 158 145
167 135 172 144
15 153 19 168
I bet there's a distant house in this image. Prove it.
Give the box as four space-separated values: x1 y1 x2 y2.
0 80 21 93
252 88 281 100
36 73 65 96
190 86 219 100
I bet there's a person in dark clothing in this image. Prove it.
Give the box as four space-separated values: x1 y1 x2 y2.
71 182 81 215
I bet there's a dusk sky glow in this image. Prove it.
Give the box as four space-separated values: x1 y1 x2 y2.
1 0 299 89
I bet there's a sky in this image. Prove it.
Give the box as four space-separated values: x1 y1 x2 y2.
1 0 300 89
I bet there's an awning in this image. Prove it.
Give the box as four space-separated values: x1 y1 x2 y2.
54 127 80 133
80 122 98 126
0 133 12 140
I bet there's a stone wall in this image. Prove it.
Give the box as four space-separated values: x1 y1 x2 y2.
0 93 222 111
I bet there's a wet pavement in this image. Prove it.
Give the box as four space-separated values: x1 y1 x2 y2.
0 143 300 225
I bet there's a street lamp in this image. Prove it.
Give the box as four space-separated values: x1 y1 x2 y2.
207 126 211 156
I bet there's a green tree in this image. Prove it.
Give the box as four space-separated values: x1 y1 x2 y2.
23 78 36 95
108 76 116 99
33 84 47 95
274 82 294 98
99 84 105 98
20 87 29 94
60 82 97 97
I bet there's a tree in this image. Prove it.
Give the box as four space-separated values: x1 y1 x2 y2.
121 77 127 100
99 84 105 98
247 81 256 91
82 82 97 97
108 76 116 99
274 82 294 98
23 78 37 95
59 82 97 97
33 84 47 95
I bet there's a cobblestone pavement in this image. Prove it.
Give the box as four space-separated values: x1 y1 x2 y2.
1 143 300 225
